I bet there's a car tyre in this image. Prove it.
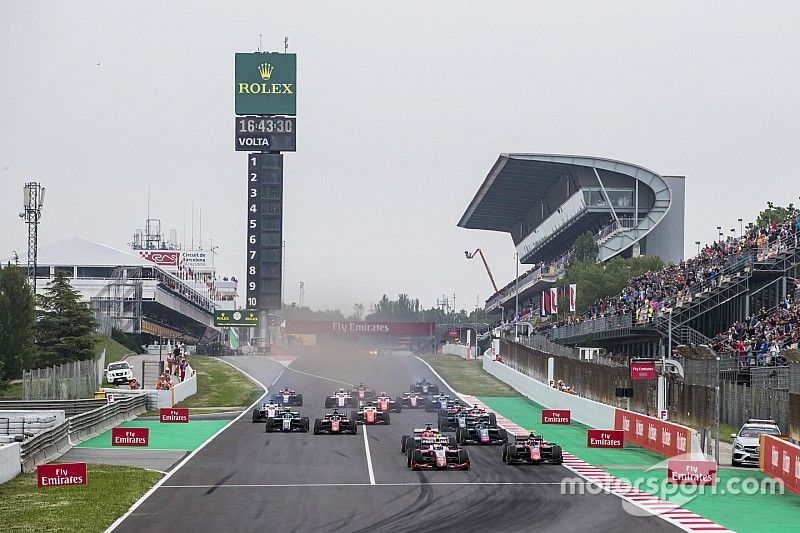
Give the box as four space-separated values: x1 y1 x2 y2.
489 413 497 426
551 445 563 464
301 417 310 433
295 394 303 406
410 449 423 469
401 435 408 453
384 412 391 425
313 419 322 435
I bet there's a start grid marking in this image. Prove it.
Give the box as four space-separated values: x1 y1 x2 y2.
457 394 732 533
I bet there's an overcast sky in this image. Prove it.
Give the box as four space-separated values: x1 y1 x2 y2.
2 2 799 314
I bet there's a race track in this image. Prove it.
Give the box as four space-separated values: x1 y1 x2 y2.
111 349 678 533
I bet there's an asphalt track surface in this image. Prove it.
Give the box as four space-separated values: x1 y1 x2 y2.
112 349 678 533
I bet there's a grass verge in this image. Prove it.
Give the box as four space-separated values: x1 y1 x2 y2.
0 464 162 533
176 356 263 409
97 337 134 365
0 380 22 399
419 354 518 397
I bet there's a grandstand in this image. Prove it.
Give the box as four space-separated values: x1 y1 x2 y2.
459 154 685 318
5 237 222 344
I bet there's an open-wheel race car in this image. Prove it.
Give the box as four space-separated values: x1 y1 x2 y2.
401 425 456 454
324 389 357 408
440 405 494 431
351 383 376 402
503 433 563 464
408 438 470 471
410 378 440 396
313 409 358 435
270 387 304 406
370 393 401 413
252 401 284 423
455 415 507 445
265 408 310 433
356 405 390 425
397 392 427 409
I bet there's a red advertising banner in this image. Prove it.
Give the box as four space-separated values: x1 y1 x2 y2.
111 427 149 447
761 434 800 494
285 320 435 336
542 409 571 425
139 250 180 267
667 459 717 485
630 360 657 380
614 409 692 457
37 462 88 488
159 408 189 423
587 429 624 448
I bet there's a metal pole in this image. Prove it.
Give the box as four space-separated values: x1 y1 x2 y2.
715 354 721 464
514 252 519 317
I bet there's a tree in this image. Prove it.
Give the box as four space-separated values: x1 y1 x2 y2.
755 201 796 228
572 230 599 264
0 264 37 379
35 271 97 366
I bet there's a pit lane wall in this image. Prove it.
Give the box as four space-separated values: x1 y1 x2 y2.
483 356 696 457
760 434 800 495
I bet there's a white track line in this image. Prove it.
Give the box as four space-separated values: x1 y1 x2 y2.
160 481 571 488
105 358 283 533
362 424 376 485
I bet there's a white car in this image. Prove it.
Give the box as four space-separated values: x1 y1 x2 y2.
731 418 782 466
105 361 133 385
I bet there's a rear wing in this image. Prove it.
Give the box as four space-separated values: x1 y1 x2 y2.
412 427 440 434
420 436 451 444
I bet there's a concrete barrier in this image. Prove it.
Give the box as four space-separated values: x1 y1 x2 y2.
443 343 473 360
483 356 616 429
0 410 66 437
0 442 21 484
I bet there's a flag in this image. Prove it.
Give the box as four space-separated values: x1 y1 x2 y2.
229 328 240 350
550 287 558 315
540 291 549 316
569 284 577 313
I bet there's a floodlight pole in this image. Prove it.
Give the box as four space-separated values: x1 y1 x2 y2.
21 182 45 295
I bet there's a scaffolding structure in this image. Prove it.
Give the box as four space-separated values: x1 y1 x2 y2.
91 266 143 334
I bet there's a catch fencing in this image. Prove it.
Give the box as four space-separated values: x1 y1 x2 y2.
23 356 103 400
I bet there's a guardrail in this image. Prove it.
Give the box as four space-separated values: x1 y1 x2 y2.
18 393 147 472
549 314 633 340
0 399 106 418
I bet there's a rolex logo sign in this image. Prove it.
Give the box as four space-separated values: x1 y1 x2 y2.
214 309 259 327
235 52 296 116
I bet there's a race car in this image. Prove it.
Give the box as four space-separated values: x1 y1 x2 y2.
425 394 466 413
270 387 304 406
313 409 358 435
440 405 494 431
370 393 401 413
252 401 283 423
409 441 470 471
324 389 357 408
503 433 563 464
397 392 427 409
455 417 507 445
410 378 440 396
351 383 376 402
401 425 456 453
265 408 310 433
356 405 390 425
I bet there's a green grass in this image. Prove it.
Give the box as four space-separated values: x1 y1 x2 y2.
0 380 22 399
77 420 228 450
96 337 134 365
420 354 518 397
0 465 162 532
175 356 263 408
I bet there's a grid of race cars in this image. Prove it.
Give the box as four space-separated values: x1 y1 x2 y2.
252 378 563 470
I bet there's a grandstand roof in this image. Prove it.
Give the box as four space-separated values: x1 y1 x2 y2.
458 153 663 232
13 237 153 267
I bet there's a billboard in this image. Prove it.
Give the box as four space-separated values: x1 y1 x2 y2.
630 359 657 380
235 53 296 115
214 310 259 327
285 321 435 336
139 250 180 268
615 409 691 457
235 116 296 151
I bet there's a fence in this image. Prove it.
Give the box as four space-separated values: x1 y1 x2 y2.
23 358 99 400
720 381 789 432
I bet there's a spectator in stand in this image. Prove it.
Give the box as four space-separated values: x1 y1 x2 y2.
167 351 175 376
128 378 140 390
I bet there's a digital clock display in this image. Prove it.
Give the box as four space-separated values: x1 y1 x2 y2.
235 116 296 151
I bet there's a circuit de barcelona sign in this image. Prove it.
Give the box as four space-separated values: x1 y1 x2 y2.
285 321 435 336
235 52 296 115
